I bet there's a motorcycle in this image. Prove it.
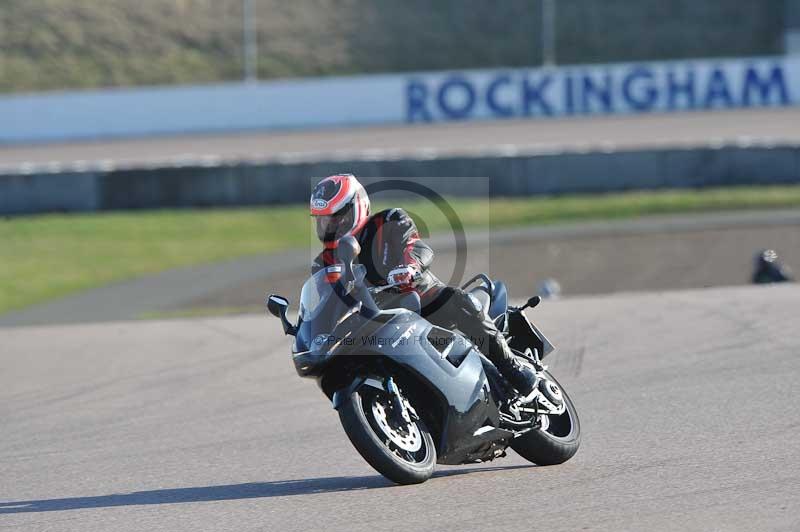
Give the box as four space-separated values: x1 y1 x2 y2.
266 236 580 484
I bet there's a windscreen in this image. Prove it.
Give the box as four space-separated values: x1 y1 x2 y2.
298 264 366 322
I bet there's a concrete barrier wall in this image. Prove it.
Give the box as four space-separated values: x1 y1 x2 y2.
2 55 799 143
2 145 799 215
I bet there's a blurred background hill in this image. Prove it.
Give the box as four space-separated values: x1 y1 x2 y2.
0 0 785 93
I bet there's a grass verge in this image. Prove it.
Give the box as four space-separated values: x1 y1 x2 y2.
2 185 800 315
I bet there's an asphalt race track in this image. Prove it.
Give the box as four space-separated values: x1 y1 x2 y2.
2 107 800 171
2 284 799 532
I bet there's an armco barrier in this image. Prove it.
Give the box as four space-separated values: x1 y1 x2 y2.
1 144 799 215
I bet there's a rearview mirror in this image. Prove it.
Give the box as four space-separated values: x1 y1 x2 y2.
266 294 296 336
526 295 542 309
267 295 289 318
515 295 542 312
336 235 361 264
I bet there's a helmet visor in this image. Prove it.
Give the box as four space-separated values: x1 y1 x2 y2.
314 203 355 242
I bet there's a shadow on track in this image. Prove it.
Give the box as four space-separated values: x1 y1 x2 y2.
0 465 534 514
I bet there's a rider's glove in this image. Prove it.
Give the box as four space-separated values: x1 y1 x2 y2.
387 265 420 292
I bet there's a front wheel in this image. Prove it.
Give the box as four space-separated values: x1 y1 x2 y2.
510 370 581 465
338 383 436 485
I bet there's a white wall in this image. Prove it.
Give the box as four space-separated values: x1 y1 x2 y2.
1 55 798 143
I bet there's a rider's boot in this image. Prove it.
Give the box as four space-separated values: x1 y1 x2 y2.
489 332 538 401
497 356 538 401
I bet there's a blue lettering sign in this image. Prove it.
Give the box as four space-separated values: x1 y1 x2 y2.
522 75 554 116
667 68 696 110
522 76 553 116
436 76 476 120
741 65 789 107
702 68 733 109
622 66 658 112
581 72 613 114
406 79 431 122
486 74 515 117
563 73 576 115
404 57 795 124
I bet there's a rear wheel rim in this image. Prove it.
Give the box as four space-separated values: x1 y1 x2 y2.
543 409 575 439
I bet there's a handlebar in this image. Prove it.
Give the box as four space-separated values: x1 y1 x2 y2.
369 267 421 296
509 295 542 312
368 284 401 295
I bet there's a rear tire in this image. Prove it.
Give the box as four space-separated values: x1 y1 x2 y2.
338 385 436 485
510 371 581 465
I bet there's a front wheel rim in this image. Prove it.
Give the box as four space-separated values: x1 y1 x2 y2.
362 391 430 465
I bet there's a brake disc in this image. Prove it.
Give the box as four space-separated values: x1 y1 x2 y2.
371 399 422 452
539 378 564 407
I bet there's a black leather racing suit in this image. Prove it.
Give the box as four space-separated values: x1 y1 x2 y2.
312 208 518 373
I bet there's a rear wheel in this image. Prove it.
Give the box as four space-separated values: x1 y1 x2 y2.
510 371 581 465
338 384 436 484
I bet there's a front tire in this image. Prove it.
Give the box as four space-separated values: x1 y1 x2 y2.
338 385 436 485
510 370 581 465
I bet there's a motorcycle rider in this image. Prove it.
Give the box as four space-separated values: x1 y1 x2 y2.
752 249 794 284
310 174 538 399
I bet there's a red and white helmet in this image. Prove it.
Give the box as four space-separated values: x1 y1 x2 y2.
310 174 370 247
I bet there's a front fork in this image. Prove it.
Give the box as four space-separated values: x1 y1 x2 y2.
331 375 419 425
385 377 419 425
